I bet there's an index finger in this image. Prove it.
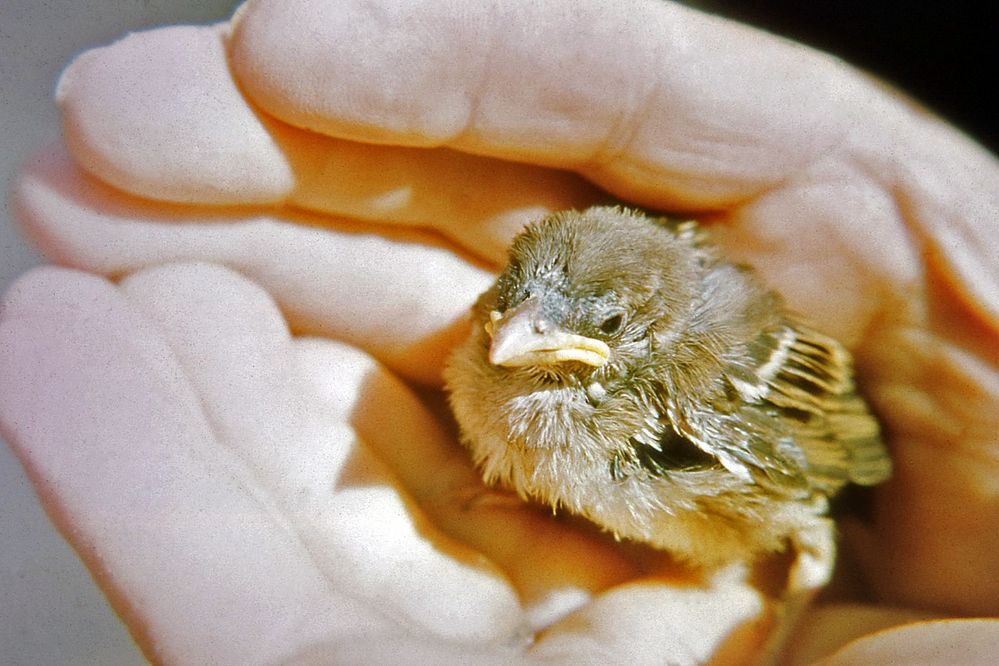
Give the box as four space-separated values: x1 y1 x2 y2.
230 0 877 208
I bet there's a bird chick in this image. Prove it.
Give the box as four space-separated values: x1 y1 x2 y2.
445 206 891 572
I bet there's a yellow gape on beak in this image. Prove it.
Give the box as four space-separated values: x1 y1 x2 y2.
485 298 610 368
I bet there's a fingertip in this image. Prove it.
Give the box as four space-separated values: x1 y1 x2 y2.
57 24 294 204
229 0 484 145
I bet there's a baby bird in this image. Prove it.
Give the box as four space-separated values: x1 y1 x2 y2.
445 206 891 572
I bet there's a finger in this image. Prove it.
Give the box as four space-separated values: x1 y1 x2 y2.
818 619 999 665
14 146 493 384
531 565 769 665
0 267 392 663
118 262 524 644
229 0 882 207
292 572 769 666
782 603 941 665
56 22 601 262
56 24 292 205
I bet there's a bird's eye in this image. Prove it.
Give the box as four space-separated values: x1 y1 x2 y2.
599 312 625 335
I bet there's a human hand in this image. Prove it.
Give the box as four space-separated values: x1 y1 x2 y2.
3 0 997 663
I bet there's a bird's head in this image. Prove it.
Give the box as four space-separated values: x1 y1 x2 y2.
482 207 704 381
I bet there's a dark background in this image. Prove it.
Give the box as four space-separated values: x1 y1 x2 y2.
694 0 997 154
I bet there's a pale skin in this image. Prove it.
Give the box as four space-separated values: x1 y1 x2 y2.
1 0 997 663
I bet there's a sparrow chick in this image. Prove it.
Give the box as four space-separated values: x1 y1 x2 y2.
445 206 891 571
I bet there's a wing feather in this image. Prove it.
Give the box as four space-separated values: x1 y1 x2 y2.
676 321 891 497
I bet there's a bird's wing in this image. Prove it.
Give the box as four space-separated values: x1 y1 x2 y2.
669 392 813 497
676 323 891 497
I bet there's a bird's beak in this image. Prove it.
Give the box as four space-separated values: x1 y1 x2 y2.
485 298 610 368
